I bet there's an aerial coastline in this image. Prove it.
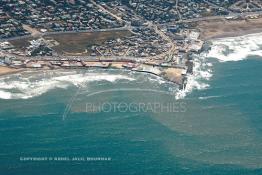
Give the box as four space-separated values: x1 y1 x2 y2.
1 1 262 174
1 0 262 89
1 16 262 88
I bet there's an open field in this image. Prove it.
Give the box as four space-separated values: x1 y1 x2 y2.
44 30 133 56
9 37 33 51
197 18 262 40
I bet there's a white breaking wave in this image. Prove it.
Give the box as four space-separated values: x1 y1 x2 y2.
0 90 12 99
176 53 213 99
177 32 262 99
0 71 135 99
198 95 222 100
147 75 168 85
1 33 261 100
207 32 262 62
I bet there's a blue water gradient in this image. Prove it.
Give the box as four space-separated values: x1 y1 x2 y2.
0 58 262 174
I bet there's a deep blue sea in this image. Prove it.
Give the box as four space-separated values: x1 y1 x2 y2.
0 35 262 174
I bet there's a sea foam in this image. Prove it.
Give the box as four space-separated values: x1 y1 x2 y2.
175 53 212 99
207 32 262 62
1 33 260 100
177 32 262 99
0 71 135 99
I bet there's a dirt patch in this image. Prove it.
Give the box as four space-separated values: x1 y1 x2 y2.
197 18 262 40
0 66 23 76
9 37 33 51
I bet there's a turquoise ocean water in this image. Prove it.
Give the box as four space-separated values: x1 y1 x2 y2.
0 34 262 174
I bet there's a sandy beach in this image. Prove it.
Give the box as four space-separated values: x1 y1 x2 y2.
197 18 262 40
0 66 23 76
164 68 183 84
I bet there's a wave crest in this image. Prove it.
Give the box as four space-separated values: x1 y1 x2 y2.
176 53 213 99
0 71 135 99
207 32 262 62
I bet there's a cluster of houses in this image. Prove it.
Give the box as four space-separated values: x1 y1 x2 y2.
26 39 53 56
0 9 30 39
177 0 229 19
119 0 228 23
0 38 54 57
209 0 262 12
96 0 147 26
1 0 123 32
1 0 262 41
122 0 180 23
230 0 262 12
89 27 170 58
0 41 15 51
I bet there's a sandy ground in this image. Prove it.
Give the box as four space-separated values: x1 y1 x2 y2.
197 18 262 40
111 63 125 69
0 66 23 76
22 24 41 37
164 68 183 84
